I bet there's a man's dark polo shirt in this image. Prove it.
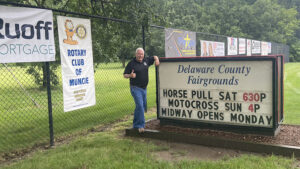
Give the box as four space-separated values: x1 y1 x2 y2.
123 56 155 89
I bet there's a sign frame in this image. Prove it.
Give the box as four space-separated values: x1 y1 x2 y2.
156 56 283 136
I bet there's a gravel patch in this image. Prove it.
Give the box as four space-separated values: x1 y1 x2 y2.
146 119 300 147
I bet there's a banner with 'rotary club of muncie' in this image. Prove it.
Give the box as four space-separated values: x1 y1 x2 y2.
57 16 96 112
0 5 55 63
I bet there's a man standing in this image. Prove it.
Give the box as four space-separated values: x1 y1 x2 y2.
123 48 160 133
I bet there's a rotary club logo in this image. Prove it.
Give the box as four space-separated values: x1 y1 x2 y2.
75 24 87 39
63 19 87 45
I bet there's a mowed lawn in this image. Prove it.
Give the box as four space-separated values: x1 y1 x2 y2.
0 62 299 169
0 62 157 153
1 112 296 169
283 62 300 124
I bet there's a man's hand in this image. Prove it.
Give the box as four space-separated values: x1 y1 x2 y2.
124 69 136 79
130 69 136 78
154 55 160 66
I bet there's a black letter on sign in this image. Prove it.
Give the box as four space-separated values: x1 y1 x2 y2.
6 23 20 39
0 18 4 39
22 24 34 39
35 21 44 40
44 22 52 40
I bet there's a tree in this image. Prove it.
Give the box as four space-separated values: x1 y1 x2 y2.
3 0 162 86
277 0 300 61
160 0 299 60
1 0 68 87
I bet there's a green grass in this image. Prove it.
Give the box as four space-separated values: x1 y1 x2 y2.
0 62 157 153
1 112 296 169
0 61 299 156
283 62 300 124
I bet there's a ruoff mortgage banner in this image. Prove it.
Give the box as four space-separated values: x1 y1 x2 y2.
57 16 96 112
165 28 196 57
0 5 55 63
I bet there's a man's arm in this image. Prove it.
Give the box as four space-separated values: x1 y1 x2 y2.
123 69 136 79
154 56 160 66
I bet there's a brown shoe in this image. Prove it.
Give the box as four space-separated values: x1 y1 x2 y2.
138 128 145 133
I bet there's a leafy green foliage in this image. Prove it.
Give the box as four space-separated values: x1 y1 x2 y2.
161 0 299 41
25 64 59 87
150 0 299 60
2 0 300 87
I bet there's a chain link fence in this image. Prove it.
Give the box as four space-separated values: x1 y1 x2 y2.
146 27 290 61
0 4 290 156
0 61 152 154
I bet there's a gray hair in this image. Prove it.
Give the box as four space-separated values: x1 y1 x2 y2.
135 47 144 53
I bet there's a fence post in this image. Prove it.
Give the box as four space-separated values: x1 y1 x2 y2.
45 62 54 146
142 25 145 51
142 25 148 112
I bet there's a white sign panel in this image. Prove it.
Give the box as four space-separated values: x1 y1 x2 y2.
227 37 238 55
0 5 55 63
158 60 273 128
238 38 246 54
268 42 272 54
252 40 261 54
57 16 96 112
247 39 252 56
200 40 225 57
261 41 268 55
